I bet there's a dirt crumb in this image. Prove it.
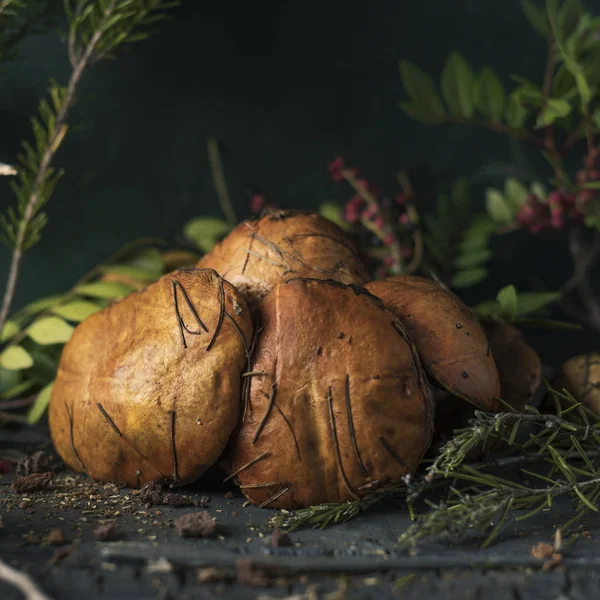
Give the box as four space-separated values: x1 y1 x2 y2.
12 472 52 493
175 511 217 538
94 521 118 542
271 529 292 547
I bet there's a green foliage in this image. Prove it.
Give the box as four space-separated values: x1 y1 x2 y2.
484 178 537 225
64 0 180 62
421 179 495 288
318 202 350 231
184 217 232 253
0 345 33 370
399 60 446 125
0 0 55 62
473 68 506 122
475 284 561 320
27 316 74 345
441 52 474 118
1 84 68 251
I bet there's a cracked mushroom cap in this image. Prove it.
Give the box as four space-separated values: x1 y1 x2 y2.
225 278 433 509
557 353 600 415
48 268 252 488
365 275 501 411
196 210 369 306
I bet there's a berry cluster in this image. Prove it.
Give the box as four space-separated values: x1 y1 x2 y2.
516 168 598 233
328 156 418 275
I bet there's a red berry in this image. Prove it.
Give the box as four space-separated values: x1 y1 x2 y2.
250 193 265 214
328 156 345 173
383 233 395 246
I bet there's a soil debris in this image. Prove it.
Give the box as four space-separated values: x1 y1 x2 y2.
94 521 118 542
174 511 217 538
11 472 52 493
271 529 293 547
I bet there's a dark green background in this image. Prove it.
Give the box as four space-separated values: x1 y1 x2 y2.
0 0 596 363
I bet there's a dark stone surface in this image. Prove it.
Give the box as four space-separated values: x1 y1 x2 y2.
2 461 600 599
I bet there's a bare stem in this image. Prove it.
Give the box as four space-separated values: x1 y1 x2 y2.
207 138 237 225
0 1 117 333
0 559 52 600
560 227 600 332
448 117 546 148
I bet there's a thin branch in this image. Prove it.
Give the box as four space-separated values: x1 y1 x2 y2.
448 117 546 148
560 227 600 332
0 559 52 600
207 138 237 225
0 1 118 333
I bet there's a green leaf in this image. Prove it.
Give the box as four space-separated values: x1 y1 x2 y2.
441 52 475 118
76 281 134 299
530 181 547 200
521 0 550 35
453 249 492 269
1 379 35 400
319 202 350 230
125 247 164 273
399 60 447 123
101 264 160 282
485 188 513 224
0 366 21 394
558 0 586 39
473 68 505 122
27 316 74 345
27 382 54 424
399 101 445 126
0 345 33 370
451 268 488 288
20 294 65 315
536 98 572 127
51 300 101 322
497 285 518 318
0 319 19 342
183 217 231 253
474 299 501 316
504 178 529 212
514 292 560 316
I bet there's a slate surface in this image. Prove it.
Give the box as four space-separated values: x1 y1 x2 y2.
2 429 600 599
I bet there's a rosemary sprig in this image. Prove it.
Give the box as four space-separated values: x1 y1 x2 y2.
0 0 179 333
269 484 407 531
270 384 600 547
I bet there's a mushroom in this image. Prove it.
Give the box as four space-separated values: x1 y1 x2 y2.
556 353 600 415
434 320 541 445
224 278 433 509
365 275 501 412
48 268 252 488
197 210 369 307
482 321 542 412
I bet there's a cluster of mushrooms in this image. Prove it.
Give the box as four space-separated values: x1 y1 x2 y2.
47 210 593 510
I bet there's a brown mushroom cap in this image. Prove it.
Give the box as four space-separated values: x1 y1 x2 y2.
197 210 369 306
483 321 542 412
365 275 501 411
225 278 433 509
48 268 252 488
556 353 600 415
